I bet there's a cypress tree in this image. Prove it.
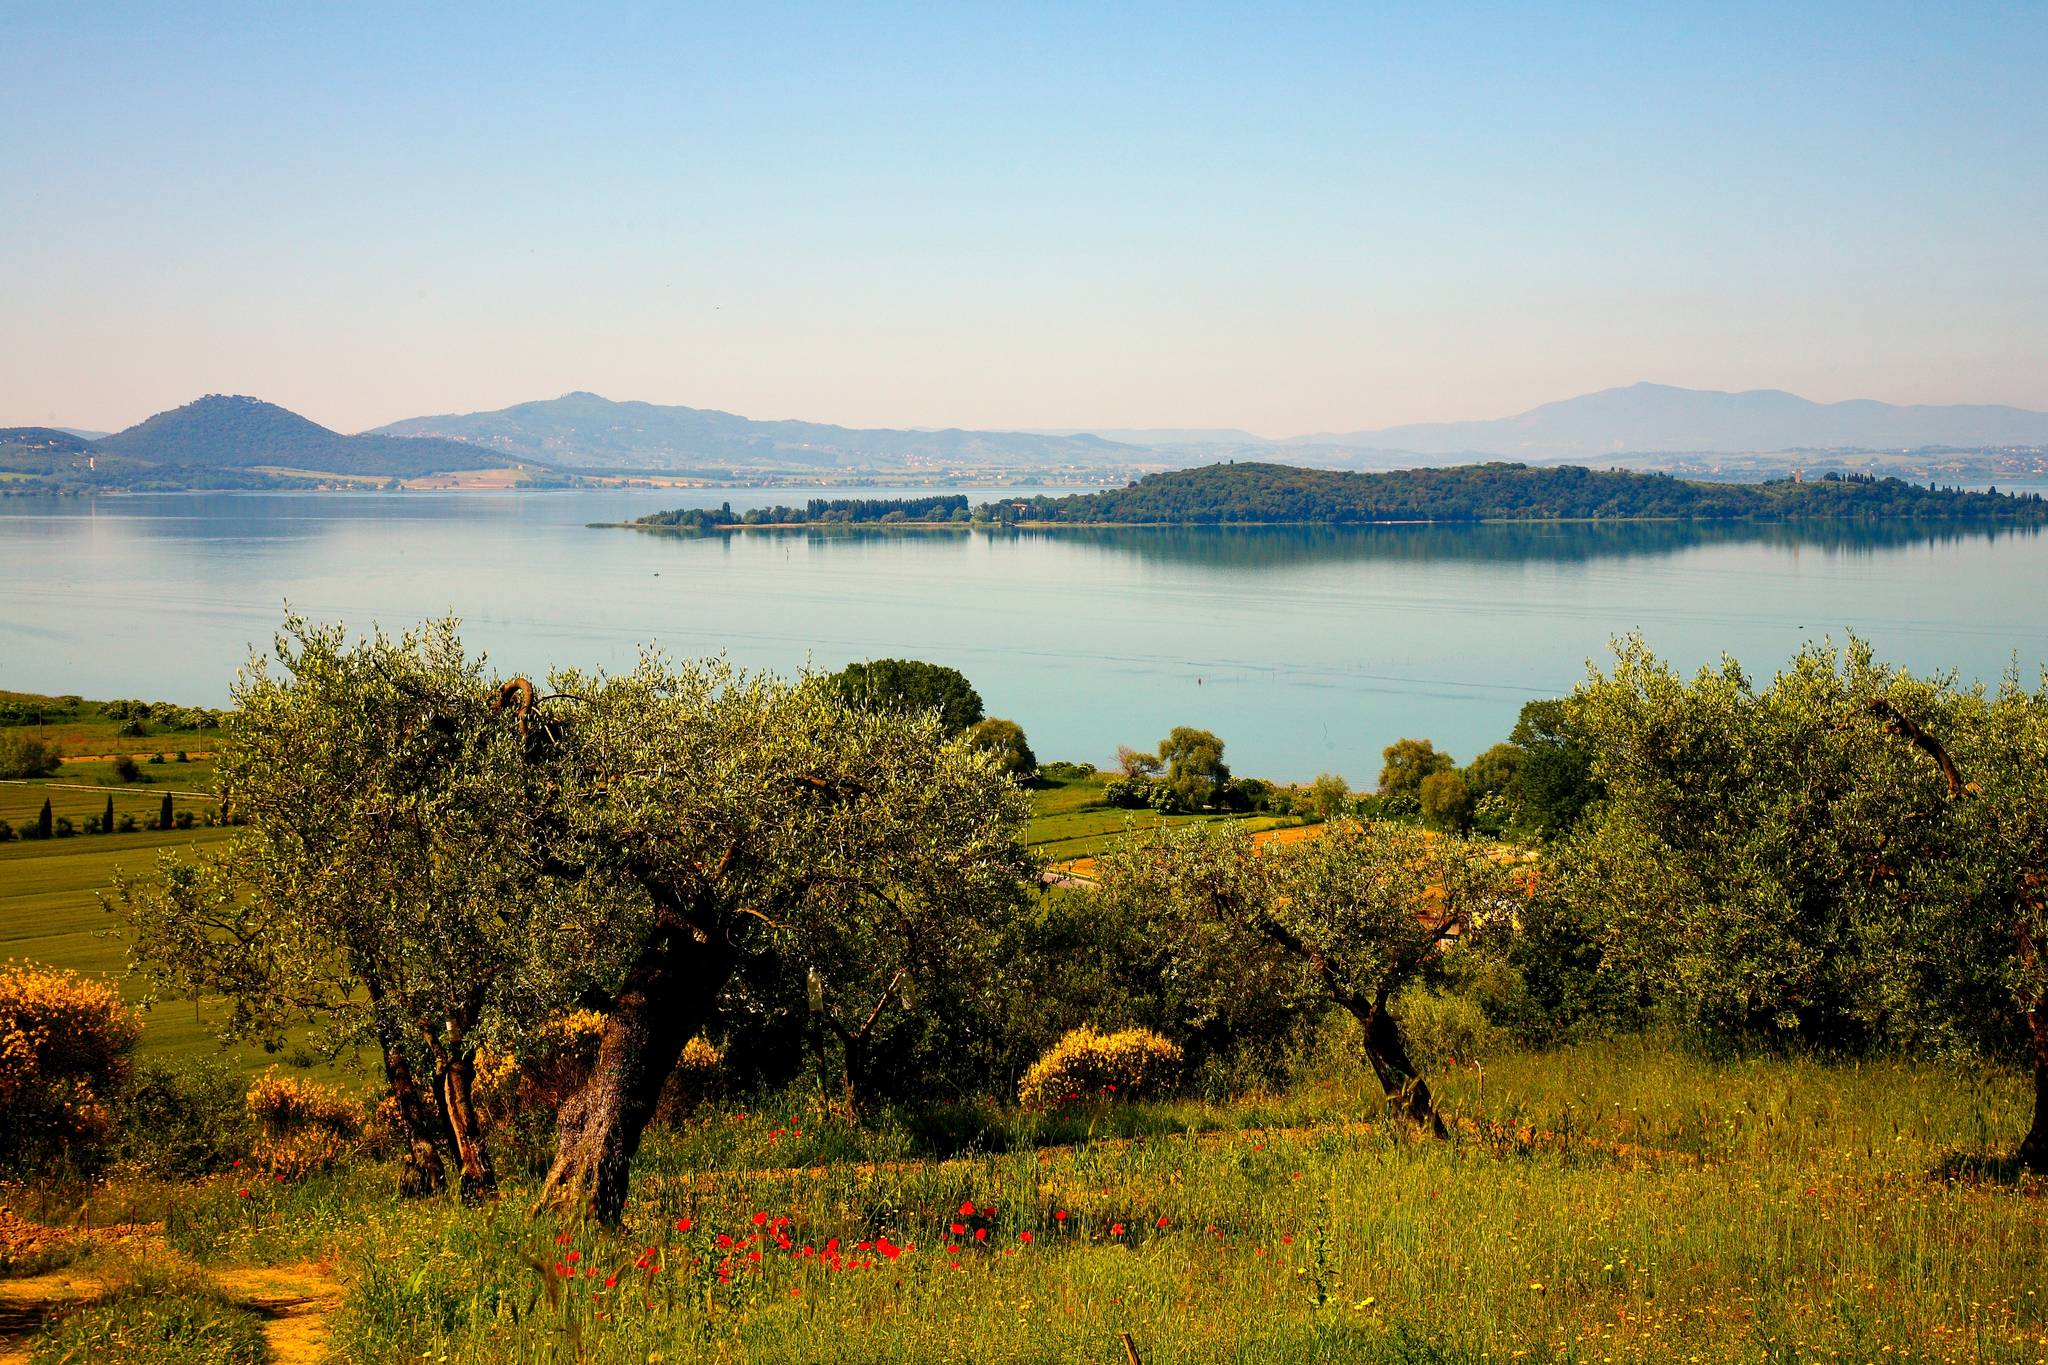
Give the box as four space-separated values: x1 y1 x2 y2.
159 793 173 831
36 798 52 840
103 795 115 835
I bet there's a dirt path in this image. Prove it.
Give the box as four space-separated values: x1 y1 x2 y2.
0 1213 341 1364
219 1261 344 1364
0 1266 109 1365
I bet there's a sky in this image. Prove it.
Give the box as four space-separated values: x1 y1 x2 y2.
4 2 2045 437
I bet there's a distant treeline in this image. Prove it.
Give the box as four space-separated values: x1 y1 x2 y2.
979 462 2048 525
635 494 972 528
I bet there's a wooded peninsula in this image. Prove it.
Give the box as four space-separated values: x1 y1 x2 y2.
621 462 2048 531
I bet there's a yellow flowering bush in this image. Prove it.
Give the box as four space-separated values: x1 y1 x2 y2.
245 1070 363 1176
0 963 141 1168
1018 1026 1182 1109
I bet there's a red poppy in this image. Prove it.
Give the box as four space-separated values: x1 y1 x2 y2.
715 1234 734 1249
946 1243 960 1254
604 1276 617 1288
960 1199 975 1216
1111 1222 1126 1236
974 1228 988 1242
950 1221 966 1236
1156 1216 1169 1229
675 1217 693 1233
1055 1209 1068 1222
751 1211 768 1226
826 1237 840 1256
1018 1231 1034 1244
566 1251 581 1263
877 1236 901 1260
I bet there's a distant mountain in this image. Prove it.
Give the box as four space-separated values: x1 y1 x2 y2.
99 395 502 477
369 391 1146 471
56 427 109 441
1026 426 1275 446
1295 383 2048 459
0 427 95 455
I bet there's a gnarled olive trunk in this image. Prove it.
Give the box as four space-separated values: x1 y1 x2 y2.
2020 997 2048 1174
536 923 737 1223
1354 999 1447 1138
426 1034 496 1202
378 1028 448 1198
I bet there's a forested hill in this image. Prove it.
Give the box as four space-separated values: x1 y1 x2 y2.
97 395 502 477
985 462 2048 524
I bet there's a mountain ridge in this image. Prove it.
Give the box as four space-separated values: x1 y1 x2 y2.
369 390 1141 470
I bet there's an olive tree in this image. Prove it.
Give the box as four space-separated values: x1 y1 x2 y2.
526 656 1030 1222
113 618 616 1199
1566 636 2048 1169
1097 820 1517 1132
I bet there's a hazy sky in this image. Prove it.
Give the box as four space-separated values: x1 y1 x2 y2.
5 3 2044 436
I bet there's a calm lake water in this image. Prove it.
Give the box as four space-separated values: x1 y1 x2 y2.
4 487 2047 781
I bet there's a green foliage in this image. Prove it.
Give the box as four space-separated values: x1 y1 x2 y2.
0 731 60 778
1418 770 1473 832
1377 737 1453 802
1507 699 1601 838
964 717 1036 779
112 754 144 782
1562 635 2048 1069
636 494 970 528
827 658 985 735
1305 772 1351 818
114 1057 254 1178
1158 726 1230 810
985 460 2048 525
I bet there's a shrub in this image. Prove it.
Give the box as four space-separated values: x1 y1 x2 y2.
1037 761 1095 783
0 964 143 1172
1018 1026 1182 1108
0 820 12 842
112 754 143 782
0 732 59 779
245 1070 363 1177
115 1057 253 1177
1395 985 1502 1073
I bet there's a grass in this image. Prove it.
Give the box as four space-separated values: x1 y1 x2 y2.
43 1039 2032 1365
1024 772 1308 862
28 1274 267 1365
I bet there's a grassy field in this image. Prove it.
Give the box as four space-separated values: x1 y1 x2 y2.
23 1040 2042 1364
1024 772 1310 863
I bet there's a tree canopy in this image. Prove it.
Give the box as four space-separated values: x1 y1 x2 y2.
826 658 985 736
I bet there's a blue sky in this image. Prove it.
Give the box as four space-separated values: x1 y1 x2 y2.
4 2 2043 434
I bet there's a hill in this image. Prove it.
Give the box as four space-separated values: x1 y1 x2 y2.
1293 382 2048 459
985 462 2048 525
369 391 1145 471
98 395 505 477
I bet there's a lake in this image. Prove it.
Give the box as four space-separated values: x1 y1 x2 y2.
4 487 2046 781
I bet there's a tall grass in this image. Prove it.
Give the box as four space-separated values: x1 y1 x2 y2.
120 1040 2026 1363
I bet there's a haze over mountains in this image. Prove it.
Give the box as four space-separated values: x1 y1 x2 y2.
8 384 2047 493
369 391 1133 471
374 384 2048 472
